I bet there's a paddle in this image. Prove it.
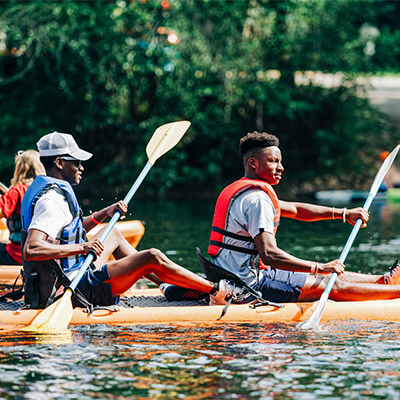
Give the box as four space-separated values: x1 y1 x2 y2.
297 144 400 330
24 120 191 332
0 182 9 194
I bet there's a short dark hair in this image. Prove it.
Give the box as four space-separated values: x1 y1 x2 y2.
239 131 279 157
40 154 69 172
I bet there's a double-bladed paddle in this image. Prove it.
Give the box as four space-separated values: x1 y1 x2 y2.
24 121 191 332
298 144 400 330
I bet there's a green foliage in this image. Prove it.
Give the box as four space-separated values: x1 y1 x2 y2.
0 0 398 198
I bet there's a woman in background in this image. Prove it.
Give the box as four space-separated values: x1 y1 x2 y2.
0 150 45 265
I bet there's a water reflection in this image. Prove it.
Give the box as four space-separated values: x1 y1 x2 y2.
2 322 400 399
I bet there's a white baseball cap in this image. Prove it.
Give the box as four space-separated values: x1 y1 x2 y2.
37 131 93 161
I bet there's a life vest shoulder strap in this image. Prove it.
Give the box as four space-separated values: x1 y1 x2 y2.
30 183 78 221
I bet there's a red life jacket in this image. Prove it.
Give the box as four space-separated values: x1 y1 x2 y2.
208 177 280 260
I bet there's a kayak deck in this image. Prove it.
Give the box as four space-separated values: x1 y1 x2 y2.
1 289 400 326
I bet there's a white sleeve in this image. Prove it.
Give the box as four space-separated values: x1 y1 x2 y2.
29 190 73 240
244 192 276 238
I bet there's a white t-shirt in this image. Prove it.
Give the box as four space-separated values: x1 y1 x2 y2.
29 189 73 241
211 188 276 285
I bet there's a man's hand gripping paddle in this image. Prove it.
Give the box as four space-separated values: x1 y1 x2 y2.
297 144 400 330
24 121 191 332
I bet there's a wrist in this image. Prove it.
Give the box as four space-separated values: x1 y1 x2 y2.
310 261 319 277
342 207 347 223
91 212 101 225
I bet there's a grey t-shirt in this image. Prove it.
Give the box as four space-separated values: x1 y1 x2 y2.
211 188 276 285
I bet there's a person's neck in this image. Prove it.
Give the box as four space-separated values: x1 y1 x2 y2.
244 171 261 180
46 169 68 183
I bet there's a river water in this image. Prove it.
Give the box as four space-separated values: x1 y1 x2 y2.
1 198 400 399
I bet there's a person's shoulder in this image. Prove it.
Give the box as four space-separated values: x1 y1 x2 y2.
238 188 272 203
11 183 29 195
36 186 69 207
1 183 27 201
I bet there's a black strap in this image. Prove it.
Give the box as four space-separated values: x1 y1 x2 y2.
44 265 94 312
0 270 24 302
211 226 255 243
216 281 236 320
209 240 258 255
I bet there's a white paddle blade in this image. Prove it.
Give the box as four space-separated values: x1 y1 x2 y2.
24 289 74 332
146 121 191 165
297 293 329 330
370 145 400 196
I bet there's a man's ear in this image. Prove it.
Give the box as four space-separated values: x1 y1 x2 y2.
248 157 257 170
53 157 63 170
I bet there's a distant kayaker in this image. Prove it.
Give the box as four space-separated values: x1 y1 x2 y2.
205 131 400 305
21 131 226 309
0 150 45 265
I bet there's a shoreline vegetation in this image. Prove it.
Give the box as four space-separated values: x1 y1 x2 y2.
1 1 399 200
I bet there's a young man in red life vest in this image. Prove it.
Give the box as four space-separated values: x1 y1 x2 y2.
206 131 400 305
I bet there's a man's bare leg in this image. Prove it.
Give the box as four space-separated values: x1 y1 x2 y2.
91 227 176 287
299 275 400 302
337 271 384 284
101 248 214 297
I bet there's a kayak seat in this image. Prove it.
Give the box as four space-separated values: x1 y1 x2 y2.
196 248 283 309
196 248 264 301
196 247 249 287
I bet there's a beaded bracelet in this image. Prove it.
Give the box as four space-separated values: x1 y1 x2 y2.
310 261 319 277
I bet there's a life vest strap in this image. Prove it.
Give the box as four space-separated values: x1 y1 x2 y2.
211 226 255 243
209 240 258 255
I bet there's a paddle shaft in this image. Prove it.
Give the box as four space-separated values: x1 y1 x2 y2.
69 161 153 291
321 192 375 299
0 182 8 194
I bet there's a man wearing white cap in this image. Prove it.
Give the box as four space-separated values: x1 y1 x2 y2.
21 131 226 309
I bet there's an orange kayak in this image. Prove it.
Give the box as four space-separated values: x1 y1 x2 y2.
1 288 400 326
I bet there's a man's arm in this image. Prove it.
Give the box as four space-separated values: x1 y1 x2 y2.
254 231 344 275
23 229 104 261
279 201 369 226
83 201 128 232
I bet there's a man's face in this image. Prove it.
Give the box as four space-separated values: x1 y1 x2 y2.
252 146 283 185
56 158 84 186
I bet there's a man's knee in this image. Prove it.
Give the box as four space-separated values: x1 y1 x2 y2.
110 226 125 241
143 248 165 265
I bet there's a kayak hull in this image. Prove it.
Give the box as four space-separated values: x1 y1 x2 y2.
1 289 400 326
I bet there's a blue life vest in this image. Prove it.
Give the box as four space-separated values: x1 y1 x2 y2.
21 175 87 274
